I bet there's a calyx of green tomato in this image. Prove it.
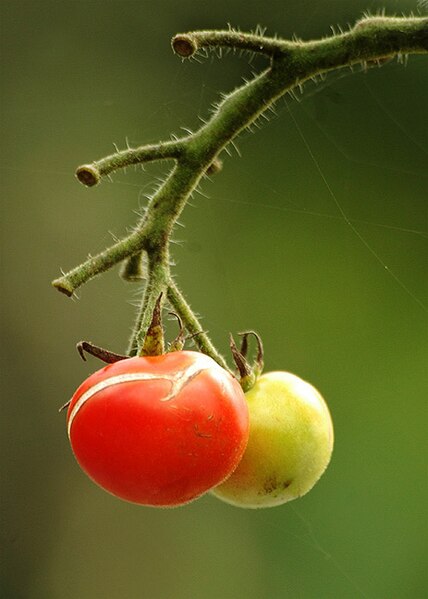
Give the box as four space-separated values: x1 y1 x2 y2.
230 330 264 392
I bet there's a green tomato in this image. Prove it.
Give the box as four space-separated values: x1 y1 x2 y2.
211 371 334 508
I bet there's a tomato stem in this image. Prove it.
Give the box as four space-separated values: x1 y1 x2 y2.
167 280 231 373
52 16 428 369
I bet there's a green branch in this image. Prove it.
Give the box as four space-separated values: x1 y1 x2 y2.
172 28 293 58
75 139 184 187
53 15 427 363
128 253 170 355
167 281 231 372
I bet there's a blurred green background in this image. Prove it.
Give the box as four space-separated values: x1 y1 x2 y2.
1 1 427 598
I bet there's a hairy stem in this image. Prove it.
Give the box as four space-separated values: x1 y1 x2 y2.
172 29 293 57
76 139 184 186
53 164 202 296
167 281 231 372
128 253 170 356
53 15 428 364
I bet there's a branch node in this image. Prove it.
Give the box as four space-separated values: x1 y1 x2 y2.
120 253 145 281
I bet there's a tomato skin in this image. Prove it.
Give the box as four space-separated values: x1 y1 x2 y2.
67 351 249 507
211 371 333 508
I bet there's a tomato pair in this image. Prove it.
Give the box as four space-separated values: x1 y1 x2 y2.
67 350 333 508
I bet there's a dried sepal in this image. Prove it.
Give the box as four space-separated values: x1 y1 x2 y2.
140 293 165 356
168 312 186 352
76 341 128 364
230 333 255 392
238 330 264 376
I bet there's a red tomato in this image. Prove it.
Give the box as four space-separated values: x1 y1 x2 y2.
67 351 249 507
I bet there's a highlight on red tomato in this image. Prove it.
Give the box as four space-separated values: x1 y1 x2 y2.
67 351 249 507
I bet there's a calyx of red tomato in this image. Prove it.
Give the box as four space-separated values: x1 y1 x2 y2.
73 299 186 367
67 294 265 397
140 293 190 356
229 330 264 392
76 341 128 364
139 293 165 356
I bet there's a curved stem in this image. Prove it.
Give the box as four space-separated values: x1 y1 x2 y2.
52 225 150 296
167 281 231 373
53 163 203 296
173 17 428 62
53 15 428 366
172 29 292 58
72 17 428 190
